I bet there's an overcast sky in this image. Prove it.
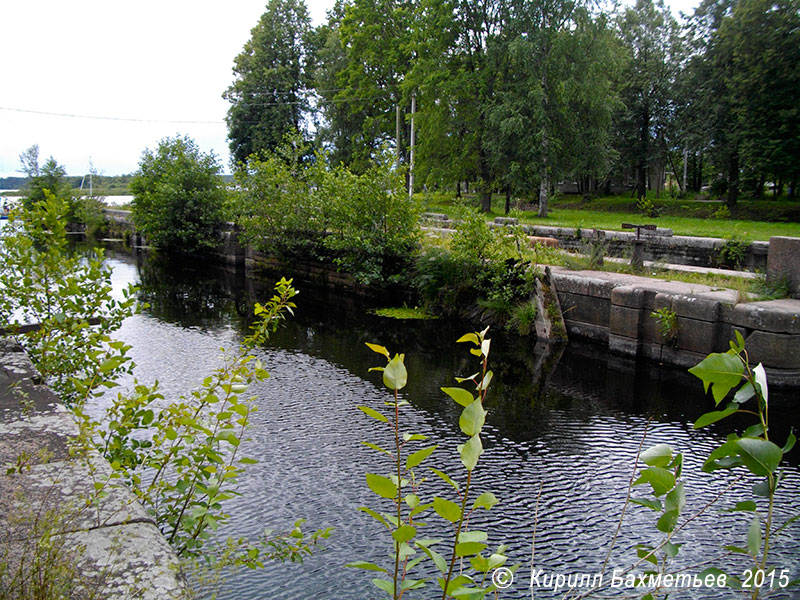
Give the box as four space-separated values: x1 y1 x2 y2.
0 0 697 179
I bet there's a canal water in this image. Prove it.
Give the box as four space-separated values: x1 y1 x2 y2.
104 248 799 599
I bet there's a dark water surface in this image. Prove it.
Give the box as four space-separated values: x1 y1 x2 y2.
104 249 799 599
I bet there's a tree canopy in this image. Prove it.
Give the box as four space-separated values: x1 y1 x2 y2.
226 0 800 206
130 136 227 253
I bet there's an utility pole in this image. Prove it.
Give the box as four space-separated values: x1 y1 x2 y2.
409 94 415 199
396 104 402 167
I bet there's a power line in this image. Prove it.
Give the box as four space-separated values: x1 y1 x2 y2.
0 106 223 124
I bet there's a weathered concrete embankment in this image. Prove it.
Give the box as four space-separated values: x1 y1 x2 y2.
0 339 186 598
550 268 800 386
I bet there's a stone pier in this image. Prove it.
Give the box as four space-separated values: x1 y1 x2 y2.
0 339 186 599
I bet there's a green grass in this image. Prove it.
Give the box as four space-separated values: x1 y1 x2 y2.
420 193 800 242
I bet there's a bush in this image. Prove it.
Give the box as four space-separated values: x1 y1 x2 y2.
130 136 227 253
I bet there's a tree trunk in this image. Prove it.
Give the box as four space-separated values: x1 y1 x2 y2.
727 152 739 208
455 181 461 198
479 148 492 213
505 186 511 215
637 105 650 201
538 132 550 218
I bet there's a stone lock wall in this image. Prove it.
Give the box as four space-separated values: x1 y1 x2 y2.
552 269 800 386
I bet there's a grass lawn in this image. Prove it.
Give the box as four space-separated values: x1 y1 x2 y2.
420 193 800 242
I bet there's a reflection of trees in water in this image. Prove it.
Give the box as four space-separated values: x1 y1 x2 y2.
135 251 249 331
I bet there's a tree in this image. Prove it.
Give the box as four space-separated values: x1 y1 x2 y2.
224 0 314 165
18 145 73 212
130 136 226 253
722 0 800 199
411 0 511 211
486 1 618 214
332 0 418 172
310 1 372 168
615 0 684 201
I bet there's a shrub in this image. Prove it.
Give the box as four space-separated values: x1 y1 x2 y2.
130 135 227 253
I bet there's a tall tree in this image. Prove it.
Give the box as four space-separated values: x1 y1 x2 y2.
335 0 417 171
615 0 683 200
411 0 511 211
722 0 800 199
224 0 314 165
311 1 372 168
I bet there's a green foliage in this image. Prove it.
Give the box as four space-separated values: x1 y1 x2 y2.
0 194 139 405
1 201 329 577
130 135 227 253
508 300 538 336
72 279 332 561
449 204 509 266
719 236 749 269
17 146 74 216
233 139 420 286
688 332 796 591
650 307 678 345
224 0 315 163
354 329 511 599
636 197 662 218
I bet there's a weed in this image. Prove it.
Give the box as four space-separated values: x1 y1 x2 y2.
651 307 678 345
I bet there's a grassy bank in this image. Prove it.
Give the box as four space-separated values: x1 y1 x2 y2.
420 193 800 241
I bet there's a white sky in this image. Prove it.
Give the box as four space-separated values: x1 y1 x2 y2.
0 0 697 179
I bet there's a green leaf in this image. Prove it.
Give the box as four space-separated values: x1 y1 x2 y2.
441 387 474 408
406 445 437 470
752 479 771 497
657 510 679 533
636 545 658 566
736 437 782 476
456 332 480 345
459 399 486 437
392 524 417 543
473 492 499 510
630 497 662 511
433 497 462 523
733 381 756 404
405 494 420 509
403 433 428 442
459 435 483 472
430 467 459 491
724 545 749 554
372 578 394 595
633 466 675 496
747 515 761 557
664 541 681 558
366 342 390 358
640 444 673 467
383 354 407 390
418 543 448 573
458 531 488 543
346 561 388 572
783 431 796 454
357 405 388 423
366 473 398 499
359 507 391 529
362 441 391 456
400 578 426 592
694 403 739 429
456 541 487 557
665 482 685 514
688 352 744 405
